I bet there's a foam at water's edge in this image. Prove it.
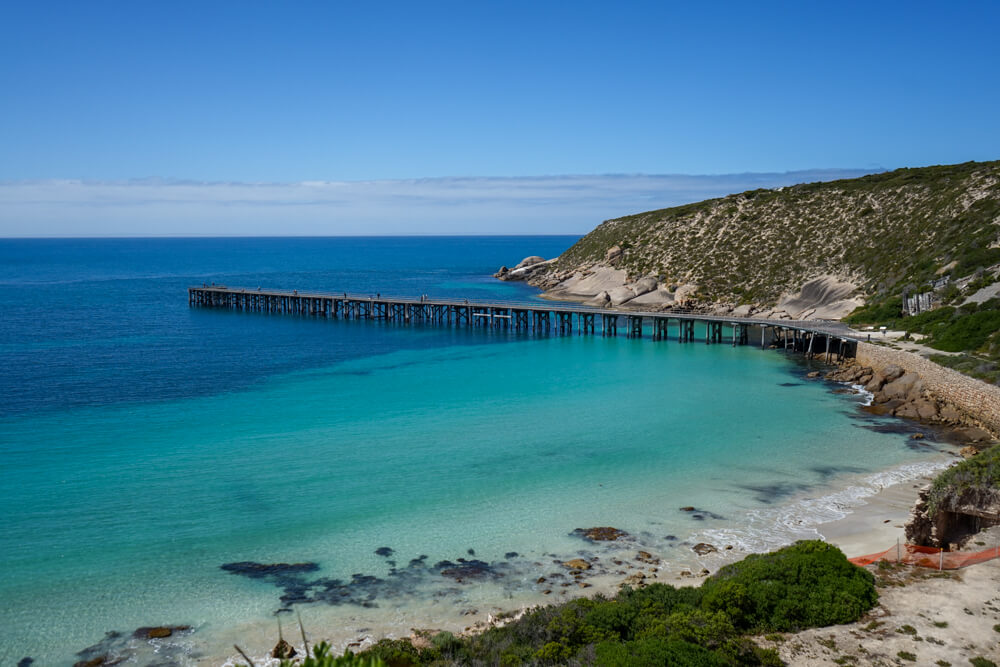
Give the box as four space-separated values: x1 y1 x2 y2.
851 383 875 406
696 459 950 556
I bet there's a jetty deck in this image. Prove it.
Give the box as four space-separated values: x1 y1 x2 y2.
188 286 860 362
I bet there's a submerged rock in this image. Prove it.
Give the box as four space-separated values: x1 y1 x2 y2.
220 561 320 578
692 543 718 555
572 526 630 541
132 625 191 639
374 547 394 557
562 558 591 571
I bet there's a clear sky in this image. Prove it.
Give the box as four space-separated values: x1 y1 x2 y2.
1 1 998 235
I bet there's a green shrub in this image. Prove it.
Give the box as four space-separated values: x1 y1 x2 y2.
700 541 877 632
930 310 1000 352
276 642 386 666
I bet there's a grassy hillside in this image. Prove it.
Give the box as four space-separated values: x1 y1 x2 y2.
549 161 1000 305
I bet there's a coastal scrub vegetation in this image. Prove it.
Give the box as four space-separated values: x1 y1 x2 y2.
549 160 1000 305
257 541 876 667
847 296 1000 382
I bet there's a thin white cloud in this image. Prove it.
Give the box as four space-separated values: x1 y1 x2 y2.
0 170 876 237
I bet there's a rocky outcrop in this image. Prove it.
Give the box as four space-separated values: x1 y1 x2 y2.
825 360 992 431
905 476 1000 549
855 342 1000 434
494 256 550 282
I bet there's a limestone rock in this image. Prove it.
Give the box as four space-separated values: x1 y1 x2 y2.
955 427 993 443
133 625 191 640
607 285 636 306
271 639 297 660
584 291 611 307
631 276 658 296
692 542 717 555
574 526 629 541
514 256 545 270
732 304 756 318
605 245 623 263
881 373 921 401
562 558 591 571
914 399 939 421
674 284 699 306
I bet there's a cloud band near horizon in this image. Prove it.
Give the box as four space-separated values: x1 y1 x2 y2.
0 170 876 237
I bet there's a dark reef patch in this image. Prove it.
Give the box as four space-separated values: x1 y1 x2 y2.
677 507 726 520
739 482 811 505
220 561 319 578
811 465 864 480
219 550 517 612
374 547 394 557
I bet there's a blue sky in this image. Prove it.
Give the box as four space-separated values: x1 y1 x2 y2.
1 1 998 235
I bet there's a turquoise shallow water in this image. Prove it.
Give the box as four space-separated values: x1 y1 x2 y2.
0 238 951 666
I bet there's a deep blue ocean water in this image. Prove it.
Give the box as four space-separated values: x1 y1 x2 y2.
0 238 952 666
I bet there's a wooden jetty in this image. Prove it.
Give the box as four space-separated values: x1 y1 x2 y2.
188 286 860 363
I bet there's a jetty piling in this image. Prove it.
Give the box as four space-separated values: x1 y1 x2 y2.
187 286 858 357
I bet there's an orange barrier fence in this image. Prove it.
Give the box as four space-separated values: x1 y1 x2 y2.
849 542 1000 570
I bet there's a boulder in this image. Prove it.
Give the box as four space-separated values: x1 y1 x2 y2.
271 639 297 660
732 304 756 318
607 286 636 306
631 277 658 297
674 284 699 306
133 626 191 640
914 399 939 421
864 364 904 392
955 427 994 443
605 245 623 263
881 373 921 401
692 543 717 555
575 526 629 541
960 446 979 459
584 291 611 307
514 256 545 269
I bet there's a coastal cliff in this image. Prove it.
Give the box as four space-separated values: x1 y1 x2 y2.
500 160 1000 318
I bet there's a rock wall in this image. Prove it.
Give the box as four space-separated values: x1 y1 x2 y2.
855 342 1000 435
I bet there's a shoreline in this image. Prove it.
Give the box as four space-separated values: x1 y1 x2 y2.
212 455 956 667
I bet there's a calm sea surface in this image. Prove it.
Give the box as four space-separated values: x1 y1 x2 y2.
0 238 951 666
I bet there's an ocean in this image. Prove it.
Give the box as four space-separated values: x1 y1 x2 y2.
0 237 952 666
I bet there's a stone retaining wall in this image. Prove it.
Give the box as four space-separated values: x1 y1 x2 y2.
856 342 1000 434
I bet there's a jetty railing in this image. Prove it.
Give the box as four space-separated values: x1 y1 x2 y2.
188 285 860 362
